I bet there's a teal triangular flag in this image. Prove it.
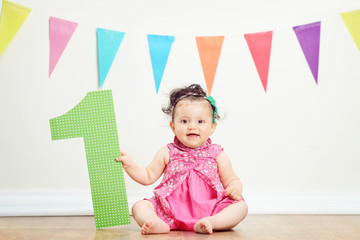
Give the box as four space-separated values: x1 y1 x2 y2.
147 34 175 94
97 28 125 88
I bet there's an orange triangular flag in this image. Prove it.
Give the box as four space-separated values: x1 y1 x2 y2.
196 36 224 94
244 31 273 92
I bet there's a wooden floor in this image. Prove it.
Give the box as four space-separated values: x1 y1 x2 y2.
0 215 359 240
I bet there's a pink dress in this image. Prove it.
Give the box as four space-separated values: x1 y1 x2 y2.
147 137 237 231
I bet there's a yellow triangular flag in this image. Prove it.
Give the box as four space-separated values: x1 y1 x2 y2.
0 0 31 55
0 1 3 19
341 9 360 51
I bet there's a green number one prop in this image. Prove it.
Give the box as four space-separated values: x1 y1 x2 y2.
49 90 130 228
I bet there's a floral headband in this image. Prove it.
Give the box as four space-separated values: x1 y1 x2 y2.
206 96 218 123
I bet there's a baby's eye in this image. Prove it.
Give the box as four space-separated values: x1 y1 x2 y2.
181 119 188 124
198 120 204 124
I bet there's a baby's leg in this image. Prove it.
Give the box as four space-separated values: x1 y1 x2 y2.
132 200 170 235
194 200 248 234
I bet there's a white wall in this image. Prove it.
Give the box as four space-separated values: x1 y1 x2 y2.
1 0 360 215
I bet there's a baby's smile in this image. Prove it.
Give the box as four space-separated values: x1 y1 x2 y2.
187 133 200 138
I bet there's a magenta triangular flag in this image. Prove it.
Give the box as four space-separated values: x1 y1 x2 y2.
244 31 273 92
49 17 78 77
293 21 321 84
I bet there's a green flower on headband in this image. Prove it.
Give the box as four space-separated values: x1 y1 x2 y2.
206 96 218 123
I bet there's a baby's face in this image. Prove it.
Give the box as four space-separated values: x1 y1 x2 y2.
170 99 217 148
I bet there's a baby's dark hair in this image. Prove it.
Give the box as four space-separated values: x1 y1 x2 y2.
162 84 220 121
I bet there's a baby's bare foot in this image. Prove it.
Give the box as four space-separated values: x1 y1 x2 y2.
141 219 170 235
194 218 213 234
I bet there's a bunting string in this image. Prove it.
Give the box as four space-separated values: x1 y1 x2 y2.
0 0 359 94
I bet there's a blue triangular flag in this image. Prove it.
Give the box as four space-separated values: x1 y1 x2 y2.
97 28 125 88
147 34 175 94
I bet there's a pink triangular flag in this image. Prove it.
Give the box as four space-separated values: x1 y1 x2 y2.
244 31 273 92
49 17 78 77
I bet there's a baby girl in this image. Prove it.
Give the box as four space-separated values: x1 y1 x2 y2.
116 84 247 234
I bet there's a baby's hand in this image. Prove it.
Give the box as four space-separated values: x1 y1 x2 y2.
115 151 135 169
225 184 242 201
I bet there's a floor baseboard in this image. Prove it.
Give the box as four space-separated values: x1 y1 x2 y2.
1 190 359 216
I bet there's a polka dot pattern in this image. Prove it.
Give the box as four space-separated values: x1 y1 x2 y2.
50 90 130 228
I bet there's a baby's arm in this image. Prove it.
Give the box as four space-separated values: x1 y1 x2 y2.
116 146 169 186
217 151 243 201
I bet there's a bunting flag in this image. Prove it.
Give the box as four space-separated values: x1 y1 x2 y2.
196 36 224 95
244 31 273 92
293 22 321 84
49 17 78 77
0 0 31 56
0 0 3 19
97 28 125 89
147 34 175 94
341 9 360 51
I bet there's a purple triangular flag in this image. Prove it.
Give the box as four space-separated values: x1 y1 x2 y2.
293 21 321 84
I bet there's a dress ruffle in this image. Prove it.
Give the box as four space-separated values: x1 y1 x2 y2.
146 137 236 229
